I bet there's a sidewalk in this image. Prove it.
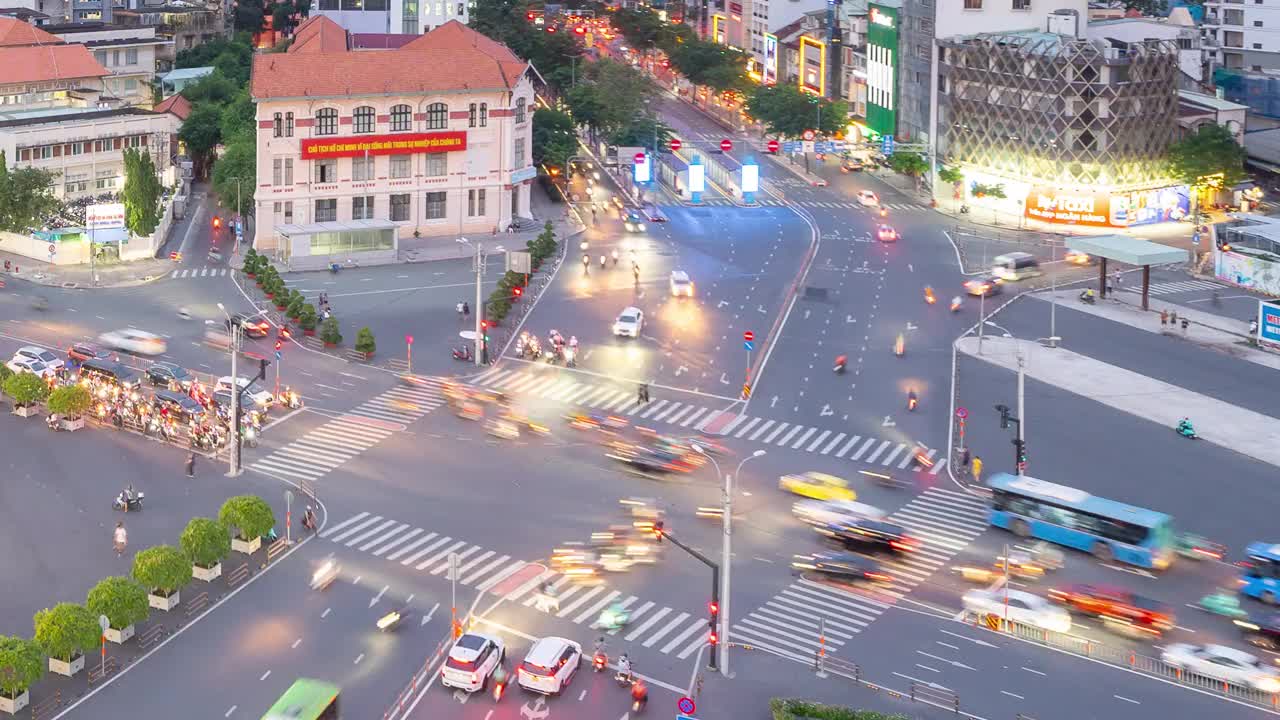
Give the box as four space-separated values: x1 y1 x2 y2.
1028 290 1280 371
957 335 1280 468
0 249 171 288
395 188 581 264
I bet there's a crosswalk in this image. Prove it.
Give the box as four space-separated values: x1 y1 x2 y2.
318 511 715 659
731 487 990 662
470 367 947 476
246 379 446 482
1119 279 1226 296
170 267 230 279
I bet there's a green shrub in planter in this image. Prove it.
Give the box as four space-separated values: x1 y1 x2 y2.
768 698 910 720
320 316 342 346
85 576 149 631
47 384 92 419
299 304 318 332
0 636 43 699
0 364 12 386
217 495 275 542
243 247 259 273
3 372 49 407
180 517 231 568
286 290 305 319
131 545 192 596
354 327 376 356
33 603 99 663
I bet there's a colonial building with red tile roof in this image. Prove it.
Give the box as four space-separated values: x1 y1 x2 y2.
250 17 536 267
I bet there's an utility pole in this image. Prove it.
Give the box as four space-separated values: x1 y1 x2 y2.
473 240 484 366
227 319 242 477
1017 353 1026 475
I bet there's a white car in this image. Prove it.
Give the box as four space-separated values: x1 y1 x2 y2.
1160 643 1280 693
5 357 52 378
962 589 1072 634
792 499 887 526
98 329 167 356
613 307 644 338
669 270 694 298
440 632 506 692
516 636 582 696
856 190 880 206
215 376 274 408
13 346 63 372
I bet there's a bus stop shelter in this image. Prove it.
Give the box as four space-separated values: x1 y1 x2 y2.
1065 235 1189 311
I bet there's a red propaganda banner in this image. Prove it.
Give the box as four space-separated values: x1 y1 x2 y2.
300 131 467 160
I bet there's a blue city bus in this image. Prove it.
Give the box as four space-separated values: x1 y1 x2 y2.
987 473 1175 570
1241 543 1280 603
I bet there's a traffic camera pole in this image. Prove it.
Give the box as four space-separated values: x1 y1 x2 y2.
657 529 720 671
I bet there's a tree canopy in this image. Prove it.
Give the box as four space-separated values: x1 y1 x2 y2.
1166 123 1247 189
0 151 59 234
532 107 578 170
121 148 163 237
746 84 846 138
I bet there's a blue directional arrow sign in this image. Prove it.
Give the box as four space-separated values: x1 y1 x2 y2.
881 135 896 156
781 141 802 154
274 350 282 360
743 341 754 351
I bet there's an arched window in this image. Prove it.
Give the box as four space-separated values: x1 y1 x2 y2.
515 98 526 124
390 104 412 132
353 105 376 134
425 102 448 130
315 108 338 136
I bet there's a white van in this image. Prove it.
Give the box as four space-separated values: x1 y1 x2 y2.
992 252 1042 281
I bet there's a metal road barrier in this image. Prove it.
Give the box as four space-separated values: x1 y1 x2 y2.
910 682 960 712
982 614 1280 709
383 634 453 720
185 591 210 618
266 537 289 563
225 562 250 589
136 624 165 651
87 656 119 686
30 690 61 720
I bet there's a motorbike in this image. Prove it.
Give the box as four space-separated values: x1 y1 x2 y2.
631 685 648 713
1176 421 1197 439
614 669 635 688
46 414 62 431
907 390 918 412
452 346 474 362
112 492 144 512
376 607 410 632
310 560 340 591
833 355 847 375
894 334 905 357
1176 533 1225 561
329 263 341 274
242 425 260 448
564 347 577 368
950 297 962 312
1196 591 1248 619
492 672 507 702
1078 290 1096 305
592 651 608 673
959 204 970 215
924 288 936 305
879 208 888 218
592 606 631 631
277 387 302 409
32 296 49 311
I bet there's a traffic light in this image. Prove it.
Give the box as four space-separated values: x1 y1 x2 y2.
274 339 283 352
708 601 719 647
480 320 490 344
512 286 523 299
995 404 1010 429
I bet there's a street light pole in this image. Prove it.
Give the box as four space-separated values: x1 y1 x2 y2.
1017 352 1026 475
474 240 483 366
218 303 243 477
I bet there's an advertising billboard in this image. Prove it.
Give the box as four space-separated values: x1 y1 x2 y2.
741 162 759 193
866 3 899 138
86 203 126 230
1259 300 1280 347
1024 185 1191 228
762 33 778 86
300 131 466 160
799 37 826 97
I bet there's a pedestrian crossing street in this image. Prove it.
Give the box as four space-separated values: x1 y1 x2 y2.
470 368 947 476
1119 279 1226 296
246 379 447 482
692 197 928 212
318 511 715 659
320 485 989 663
169 267 230 278
731 487 990 663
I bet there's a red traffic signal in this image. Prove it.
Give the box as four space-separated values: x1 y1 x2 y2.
720 139 733 152
669 138 682 152
634 152 646 164
405 334 414 345
480 320 488 330
709 601 719 615
274 340 283 351
512 286 523 298
743 331 754 342
526 11 534 19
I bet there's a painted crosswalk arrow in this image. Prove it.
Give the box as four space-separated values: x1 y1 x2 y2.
520 696 550 720
369 585 389 608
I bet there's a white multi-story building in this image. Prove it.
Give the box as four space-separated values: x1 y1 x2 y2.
1202 0 1280 72
250 16 535 269
313 0 471 35
47 22 168 107
1089 15 1206 83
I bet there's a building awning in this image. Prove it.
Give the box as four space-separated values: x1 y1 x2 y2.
1065 235 1188 266
276 220 398 236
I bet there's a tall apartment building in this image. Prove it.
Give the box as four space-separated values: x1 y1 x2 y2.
314 0 472 35
1202 0 1280 72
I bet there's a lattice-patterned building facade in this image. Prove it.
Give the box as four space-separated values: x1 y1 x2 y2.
938 32 1180 192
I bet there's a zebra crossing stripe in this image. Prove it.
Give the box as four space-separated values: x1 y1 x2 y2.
373 528 422 557
328 515 383 544
661 618 707 654
748 419 774 440
476 560 527 591
642 611 690 647
880 444 906 467
611 600 653 636
675 630 710 659
734 417 762 438
400 536 451 566
356 521 406 551
652 402 682 422
460 552 504 582
778 425 802 446
555 585 603 617
864 440 891 463
850 437 877 460
625 606 672 641
821 433 845 455
720 414 748 434
429 544 479 574
806 430 831 452
835 435 861 457
573 589 621 624
319 512 369 538
764 422 789 443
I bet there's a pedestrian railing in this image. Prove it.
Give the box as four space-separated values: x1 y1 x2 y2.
86 656 119 686
266 537 289 562
185 591 209 618
136 624 165 651
975 613 1280 709
224 562 250 589
910 682 961 713
30 690 61 720
383 634 453 720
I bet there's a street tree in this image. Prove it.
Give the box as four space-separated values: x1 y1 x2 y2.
180 103 225 179
176 36 253 81
612 8 664 50
888 152 929 188
220 89 256 142
180 72 239 105
532 107 578 170
668 41 749 93
0 636 43 701
582 60 653 136
180 517 231 569
32 603 99 663
938 166 964 185
218 495 276 541
212 139 256 216
131 545 192 597
1166 123 1247 189
746 85 845 137
0 151 59 234
85 576 150 632
122 148 163 237
610 116 674 152
233 1 265 34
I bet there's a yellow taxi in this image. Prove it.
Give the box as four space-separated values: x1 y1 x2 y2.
1064 250 1091 265
779 472 856 502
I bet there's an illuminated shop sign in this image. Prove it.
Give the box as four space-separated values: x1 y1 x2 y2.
870 7 894 28
799 36 826 96
1025 185 1191 228
763 33 779 85
1025 188 1112 227
300 131 466 160
866 2 898 137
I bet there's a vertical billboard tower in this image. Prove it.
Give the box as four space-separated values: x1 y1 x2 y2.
867 1 900 139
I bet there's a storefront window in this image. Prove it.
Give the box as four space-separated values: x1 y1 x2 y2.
309 229 394 255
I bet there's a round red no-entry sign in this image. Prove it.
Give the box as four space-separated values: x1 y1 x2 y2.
743 330 754 342
766 139 780 153
720 139 733 152
634 152 646 164
670 138 682 152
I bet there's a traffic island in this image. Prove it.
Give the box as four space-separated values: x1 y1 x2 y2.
770 699 909 720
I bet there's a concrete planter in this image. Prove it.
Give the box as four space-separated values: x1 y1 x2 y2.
303 328 316 336
61 416 85 431
148 590 180 611
193 562 222 582
323 342 337 348
104 624 135 644
231 536 261 555
0 690 29 714
10 404 37 417
48 653 84 677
